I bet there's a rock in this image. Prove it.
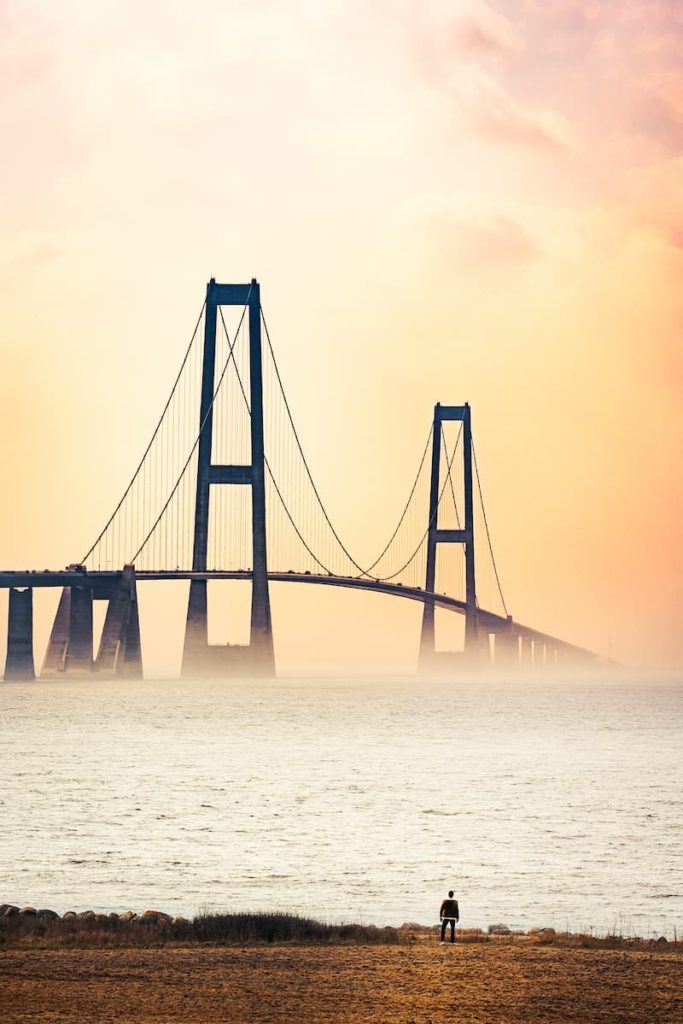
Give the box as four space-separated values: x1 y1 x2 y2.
108 912 120 922
76 910 95 920
172 916 190 927
139 909 172 925
488 923 511 935
1 905 19 917
62 911 77 919
656 936 669 946
18 907 37 916
529 927 556 939
119 911 138 922
36 909 60 920
94 914 109 924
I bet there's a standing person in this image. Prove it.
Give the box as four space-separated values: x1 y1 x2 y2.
439 890 459 944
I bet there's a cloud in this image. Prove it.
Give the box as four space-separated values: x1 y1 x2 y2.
385 193 539 274
0 232 60 269
452 4 521 57
465 72 578 149
631 68 683 153
400 1 520 93
437 210 539 266
619 156 683 249
521 0 601 30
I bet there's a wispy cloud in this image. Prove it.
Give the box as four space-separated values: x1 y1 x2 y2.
0 232 60 268
465 72 578 149
452 3 521 57
386 193 539 274
621 156 683 249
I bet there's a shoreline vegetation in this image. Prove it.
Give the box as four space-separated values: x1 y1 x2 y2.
1 904 679 951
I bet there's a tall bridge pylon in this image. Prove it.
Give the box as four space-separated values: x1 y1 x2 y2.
183 278 274 677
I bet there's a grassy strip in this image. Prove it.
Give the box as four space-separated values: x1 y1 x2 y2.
0 911 680 951
0 910 400 948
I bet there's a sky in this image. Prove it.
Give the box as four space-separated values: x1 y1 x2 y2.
0 0 681 672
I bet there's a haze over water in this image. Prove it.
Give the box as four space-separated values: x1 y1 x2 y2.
1 673 681 937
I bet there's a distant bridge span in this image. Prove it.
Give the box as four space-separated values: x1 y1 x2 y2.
1 278 600 681
0 569 597 667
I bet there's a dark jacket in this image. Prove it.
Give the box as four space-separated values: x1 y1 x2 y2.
440 898 459 919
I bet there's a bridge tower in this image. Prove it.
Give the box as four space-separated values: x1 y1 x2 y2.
182 278 274 677
419 402 479 668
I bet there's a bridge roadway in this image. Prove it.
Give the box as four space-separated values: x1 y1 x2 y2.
0 568 595 659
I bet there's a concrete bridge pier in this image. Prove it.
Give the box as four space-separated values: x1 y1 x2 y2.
477 628 493 667
65 585 94 674
494 618 519 668
96 565 142 679
3 588 35 681
42 589 71 675
182 579 208 676
520 636 533 667
43 569 142 679
182 577 274 679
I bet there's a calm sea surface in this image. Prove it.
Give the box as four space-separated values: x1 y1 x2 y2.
1 673 681 936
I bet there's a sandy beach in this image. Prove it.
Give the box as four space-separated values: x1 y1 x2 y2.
2 942 681 1023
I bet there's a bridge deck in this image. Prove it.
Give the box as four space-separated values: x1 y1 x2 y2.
0 569 596 658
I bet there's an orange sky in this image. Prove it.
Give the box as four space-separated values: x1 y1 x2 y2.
0 0 681 672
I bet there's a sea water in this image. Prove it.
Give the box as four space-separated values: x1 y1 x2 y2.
1 673 680 936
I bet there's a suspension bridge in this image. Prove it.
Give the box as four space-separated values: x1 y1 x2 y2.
1 278 598 681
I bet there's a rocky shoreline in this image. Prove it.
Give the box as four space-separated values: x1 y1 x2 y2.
1 904 184 926
1 903 677 950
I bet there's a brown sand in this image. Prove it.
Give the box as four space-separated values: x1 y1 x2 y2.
1 943 681 1023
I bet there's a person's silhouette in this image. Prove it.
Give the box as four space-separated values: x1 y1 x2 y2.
439 890 459 944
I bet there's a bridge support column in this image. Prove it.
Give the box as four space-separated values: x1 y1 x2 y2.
478 631 493 667
533 640 545 668
3 588 35 681
65 585 93 675
96 565 142 679
182 579 208 675
520 636 532 668
494 618 519 669
42 589 71 676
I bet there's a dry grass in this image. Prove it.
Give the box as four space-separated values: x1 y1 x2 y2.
2 943 682 1023
0 910 399 949
1 910 680 954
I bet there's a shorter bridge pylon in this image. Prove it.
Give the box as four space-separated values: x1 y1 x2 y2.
419 402 480 671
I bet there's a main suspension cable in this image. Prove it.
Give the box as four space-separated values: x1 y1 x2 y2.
260 306 437 580
81 302 206 562
130 292 251 562
472 437 508 616
217 308 335 574
375 423 463 582
260 306 375 577
441 426 462 530
363 424 433 574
